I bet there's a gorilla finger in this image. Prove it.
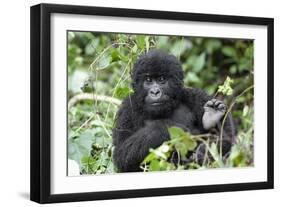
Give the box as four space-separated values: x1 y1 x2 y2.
205 100 213 107
214 100 223 107
217 103 227 111
211 98 217 103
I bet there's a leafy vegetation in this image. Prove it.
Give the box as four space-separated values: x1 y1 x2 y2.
67 32 254 174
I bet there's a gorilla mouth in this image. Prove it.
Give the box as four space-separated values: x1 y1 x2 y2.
150 102 165 106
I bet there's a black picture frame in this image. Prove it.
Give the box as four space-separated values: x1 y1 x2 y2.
30 3 274 204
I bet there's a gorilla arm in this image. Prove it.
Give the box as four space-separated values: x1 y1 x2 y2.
185 88 236 159
185 88 235 138
113 104 169 172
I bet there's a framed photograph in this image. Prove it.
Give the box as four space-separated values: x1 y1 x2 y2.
30 3 274 203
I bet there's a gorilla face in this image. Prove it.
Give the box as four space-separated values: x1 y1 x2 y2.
131 50 185 118
141 73 178 117
143 75 169 106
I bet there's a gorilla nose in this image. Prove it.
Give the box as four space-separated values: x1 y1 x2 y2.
150 88 161 97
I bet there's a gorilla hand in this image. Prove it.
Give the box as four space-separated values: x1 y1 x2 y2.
202 99 227 130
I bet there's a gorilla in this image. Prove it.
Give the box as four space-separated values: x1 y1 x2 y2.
113 50 236 172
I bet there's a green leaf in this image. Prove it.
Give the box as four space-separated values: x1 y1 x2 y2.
157 36 169 49
193 53 206 72
85 39 99 55
92 140 109 150
141 143 171 165
97 55 111 69
168 127 197 159
136 35 146 50
119 53 129 62
115 86 133 99
238 57 251 72
68 130 94 165
205 39 222 54
168 127 187 140
111 50 121 62
182 136 197 151
81 156 94 173
170 39 188 57
141 151 157 164
186 72 200 83
159 160 176 171
149 160 161 171
245 45 253 58
174 136 197 159
174 142 188 160
222 46 237 58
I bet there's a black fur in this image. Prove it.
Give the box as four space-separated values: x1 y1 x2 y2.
113 50 236 172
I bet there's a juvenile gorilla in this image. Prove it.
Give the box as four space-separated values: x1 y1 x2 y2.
113 50 236 172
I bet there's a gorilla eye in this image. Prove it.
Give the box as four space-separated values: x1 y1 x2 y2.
145 76 152 82
158 76 166 83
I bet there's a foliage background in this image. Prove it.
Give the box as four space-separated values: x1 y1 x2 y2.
67 31 253 175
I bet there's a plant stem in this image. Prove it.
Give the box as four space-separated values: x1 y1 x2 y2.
219 85 254 157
